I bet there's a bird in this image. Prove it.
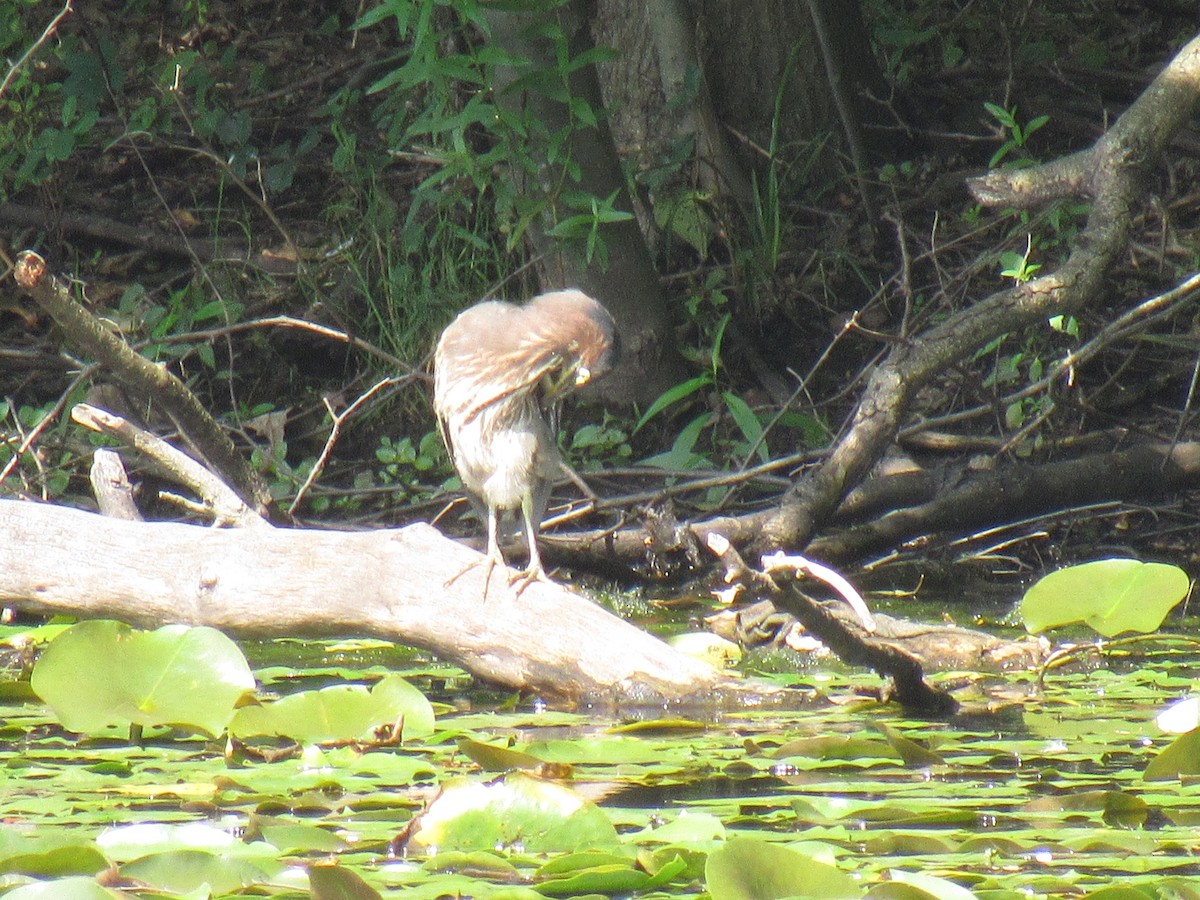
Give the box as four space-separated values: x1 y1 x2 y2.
433 289 619 592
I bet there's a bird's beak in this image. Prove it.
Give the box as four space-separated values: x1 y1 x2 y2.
541 362 581 402
575 365 592 386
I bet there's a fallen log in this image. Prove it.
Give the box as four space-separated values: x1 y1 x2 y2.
0 499 741 704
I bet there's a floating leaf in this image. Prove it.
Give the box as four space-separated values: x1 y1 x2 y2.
120 849 279 894
705 837 859 900
1019 559 1190 636
1156 696 1200 734
30 621 254 737
0 829 107 877
308 863 384 900
456 737 544 772
875 723 946 768
230 673 434 743
2 877 125 899
1143 728 1200 781
870 868 980 899
405 772 619 854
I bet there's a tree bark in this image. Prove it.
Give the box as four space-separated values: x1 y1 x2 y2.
484 1 684 403
0 499 743 705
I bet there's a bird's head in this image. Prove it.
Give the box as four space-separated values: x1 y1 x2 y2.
525 289 620 402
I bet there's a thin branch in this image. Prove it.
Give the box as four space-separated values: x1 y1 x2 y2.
0 1 72 101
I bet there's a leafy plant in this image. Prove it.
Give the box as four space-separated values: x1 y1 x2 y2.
568 415 632 470
375 431 444 496
984 101 1050 168
999 234 1041 283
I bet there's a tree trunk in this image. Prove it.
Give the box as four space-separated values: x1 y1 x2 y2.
484 1 685 404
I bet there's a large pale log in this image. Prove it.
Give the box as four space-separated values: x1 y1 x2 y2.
0 500 740 703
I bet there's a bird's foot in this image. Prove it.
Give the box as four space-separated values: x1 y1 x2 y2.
444 554 503 600
507 563 550 597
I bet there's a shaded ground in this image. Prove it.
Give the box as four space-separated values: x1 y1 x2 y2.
4 0 1200 588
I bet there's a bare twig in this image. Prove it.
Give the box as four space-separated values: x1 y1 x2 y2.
71 403 268 528
0 1 72 101
289 376 412 516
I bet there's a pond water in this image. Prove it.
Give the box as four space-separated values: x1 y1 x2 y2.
1 605 1199 898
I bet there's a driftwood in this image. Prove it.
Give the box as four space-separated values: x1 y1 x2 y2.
0 498 744 705
708 599 1049 674
746 33 1200 553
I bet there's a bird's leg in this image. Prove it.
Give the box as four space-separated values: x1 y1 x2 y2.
443 506 506 599
508 496 550 596
481 504 507 600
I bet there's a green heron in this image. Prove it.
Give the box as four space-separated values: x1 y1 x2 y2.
434 289 619 589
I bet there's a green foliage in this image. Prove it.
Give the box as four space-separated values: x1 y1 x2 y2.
984 101 1050 168
1020 559 1191 637
375 431 444 495
30 621 255 738
343 0 626 355
998 235 1041 283
1142 728 1200 781
568 414 632 470
0 390 88 501
633 275 810 479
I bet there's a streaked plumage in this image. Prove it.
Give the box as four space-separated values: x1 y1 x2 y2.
433 289 619 589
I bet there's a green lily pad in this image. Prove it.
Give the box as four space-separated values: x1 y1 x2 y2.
1020 559 1190 636
30 621 255 737
230 673 434 743
405 772 620 854
705 837 859 900
1143 728 1200 781
120 849 279 894
0 829 107 877
3 877 126 899
867 868 979 899
308 863 384 899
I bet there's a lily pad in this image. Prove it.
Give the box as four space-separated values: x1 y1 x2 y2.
405 772 620 854
2 878 126 899
1019 559 1190 636
230 673 434 743
1143 728 1200 781
30 621 255 737
705 837 859 900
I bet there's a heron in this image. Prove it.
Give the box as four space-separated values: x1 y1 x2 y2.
433 289 619 591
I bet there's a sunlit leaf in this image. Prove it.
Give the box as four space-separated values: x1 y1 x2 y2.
96 822 241 861
869 868 980 899
875 723 945 768
456 737 543 772
248 816 348 853
1020 559 1190 636
2 877 125 899
706 837 859 900
0 830 107 877
405 772 619 854
630 811 726 845
309 863 384 900
30 621 255 737
120 849 279 894
1155 696 1200 734
230 673 434 743
633 375 711 433
1143 728 1200 781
